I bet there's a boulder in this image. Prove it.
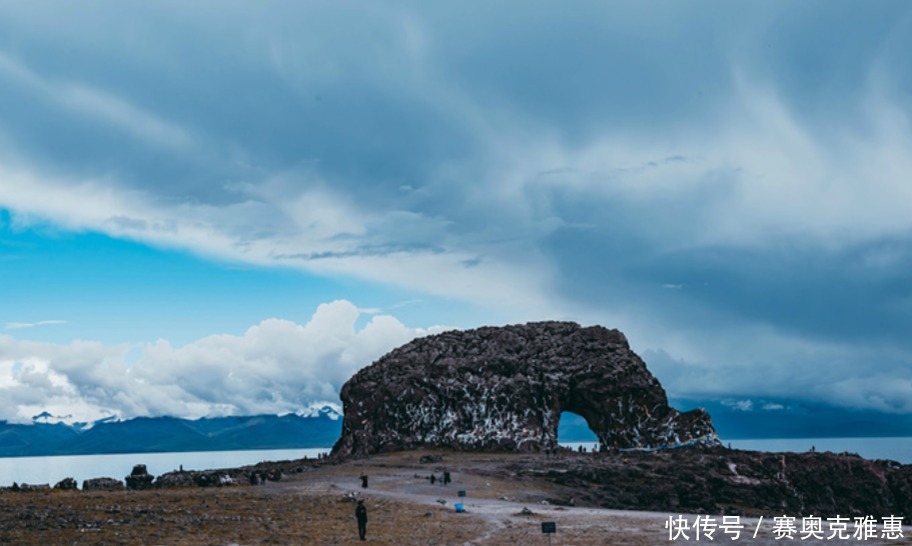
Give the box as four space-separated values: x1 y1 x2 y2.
333 322 715 457
53 477 78 490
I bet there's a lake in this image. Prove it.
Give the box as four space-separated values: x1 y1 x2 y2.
2 437 910 487
729 436 912 463
0 447 330 487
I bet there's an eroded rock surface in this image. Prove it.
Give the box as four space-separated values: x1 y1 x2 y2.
333 322 715 457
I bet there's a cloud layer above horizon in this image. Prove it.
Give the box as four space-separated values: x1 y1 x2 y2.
2 1 912 422
0 300 444 424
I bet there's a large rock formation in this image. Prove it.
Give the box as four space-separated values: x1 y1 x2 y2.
332 322 715 458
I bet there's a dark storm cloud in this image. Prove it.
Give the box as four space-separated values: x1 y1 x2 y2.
1 0 911 417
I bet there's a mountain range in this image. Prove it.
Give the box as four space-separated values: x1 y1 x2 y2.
0 406 343 457
4 399 905 458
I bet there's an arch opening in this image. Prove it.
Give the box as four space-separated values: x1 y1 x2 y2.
556 410 598 449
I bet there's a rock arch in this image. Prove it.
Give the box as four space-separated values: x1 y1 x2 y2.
331 322 715 458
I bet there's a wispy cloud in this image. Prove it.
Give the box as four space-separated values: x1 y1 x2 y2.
390 299 424 309
0 50 194 152
5 320 66 330
0 166 555 316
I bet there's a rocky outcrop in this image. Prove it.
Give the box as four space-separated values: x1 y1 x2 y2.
155 470 237 488
82 477 125 491
332 322 715 457
125 464 154 490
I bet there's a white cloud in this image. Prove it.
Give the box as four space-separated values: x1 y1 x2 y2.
0 300 447 424
0 162 556 318
5 320 67 329
723 399 754 412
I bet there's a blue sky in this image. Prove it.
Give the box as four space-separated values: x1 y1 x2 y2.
1 1 911 435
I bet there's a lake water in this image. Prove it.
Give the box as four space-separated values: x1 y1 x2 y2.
729 436 912 463
567 437 912 464
0 447 330 487
2 438 910 487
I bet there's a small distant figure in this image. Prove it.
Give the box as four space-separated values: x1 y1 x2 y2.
355 499 368 540
443 470 451 486
430 474 436 485
179 464 183 472
360 474 369 489
810 445 816 453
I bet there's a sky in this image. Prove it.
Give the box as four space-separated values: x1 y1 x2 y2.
1 1 911 435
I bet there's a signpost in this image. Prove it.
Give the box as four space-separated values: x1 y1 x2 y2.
541 521 556 545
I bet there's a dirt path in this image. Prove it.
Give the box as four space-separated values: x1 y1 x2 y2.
298 452 912 546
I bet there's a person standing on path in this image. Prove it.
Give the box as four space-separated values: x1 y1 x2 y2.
355 499 368 540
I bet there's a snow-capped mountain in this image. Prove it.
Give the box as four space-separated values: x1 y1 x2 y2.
294 402 342 420
2 408 343 457
31 411 121 432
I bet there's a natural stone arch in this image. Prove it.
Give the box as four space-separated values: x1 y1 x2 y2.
332 322 716 458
